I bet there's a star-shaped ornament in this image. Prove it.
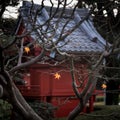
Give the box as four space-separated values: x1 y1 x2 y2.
24 47 30 54
101 84 107 89
54 73 61 79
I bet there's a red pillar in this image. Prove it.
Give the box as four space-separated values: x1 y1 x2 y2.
89 95 95 112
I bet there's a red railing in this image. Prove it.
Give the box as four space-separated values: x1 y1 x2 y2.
17 85 41 97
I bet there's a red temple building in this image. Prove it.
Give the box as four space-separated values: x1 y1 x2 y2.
15 1 107 117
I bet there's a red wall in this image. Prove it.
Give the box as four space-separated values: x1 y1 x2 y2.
27 63 88 97
17 60 96 117
16 22 95 117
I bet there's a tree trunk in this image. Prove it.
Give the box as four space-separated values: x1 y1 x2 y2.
0 71 43 120
67 102 84 120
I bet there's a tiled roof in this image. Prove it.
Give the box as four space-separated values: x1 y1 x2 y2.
19 1 107 55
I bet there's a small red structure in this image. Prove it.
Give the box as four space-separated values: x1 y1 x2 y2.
18 63 95 117
16 1 106 117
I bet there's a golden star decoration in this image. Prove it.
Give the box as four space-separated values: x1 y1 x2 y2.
101 84 107 89
54 72 61 79
24 47 30 54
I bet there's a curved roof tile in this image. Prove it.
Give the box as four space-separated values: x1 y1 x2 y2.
19 1 107 55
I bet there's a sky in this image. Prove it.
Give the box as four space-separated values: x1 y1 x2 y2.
3 0 77 18
33 0 77 6
3 0 118 18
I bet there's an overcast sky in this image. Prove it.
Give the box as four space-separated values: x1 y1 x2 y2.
3 0 77 18
33 0 77 5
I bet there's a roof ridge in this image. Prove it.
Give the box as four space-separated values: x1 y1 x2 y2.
18 1 107 54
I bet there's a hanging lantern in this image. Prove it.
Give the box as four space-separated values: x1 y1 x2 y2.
101 83 107 89
24 47 30 54
54 72 61 80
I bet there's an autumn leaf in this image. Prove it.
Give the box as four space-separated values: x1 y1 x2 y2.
54 73 61 79
24 47 30 54
101 84 107 89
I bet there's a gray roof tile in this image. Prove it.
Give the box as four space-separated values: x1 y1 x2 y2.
19 1 107 55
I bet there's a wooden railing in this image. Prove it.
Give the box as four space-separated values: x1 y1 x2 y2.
17 85 41 97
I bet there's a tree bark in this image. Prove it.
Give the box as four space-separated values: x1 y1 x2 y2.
67 102 84 120
0 71 43 120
